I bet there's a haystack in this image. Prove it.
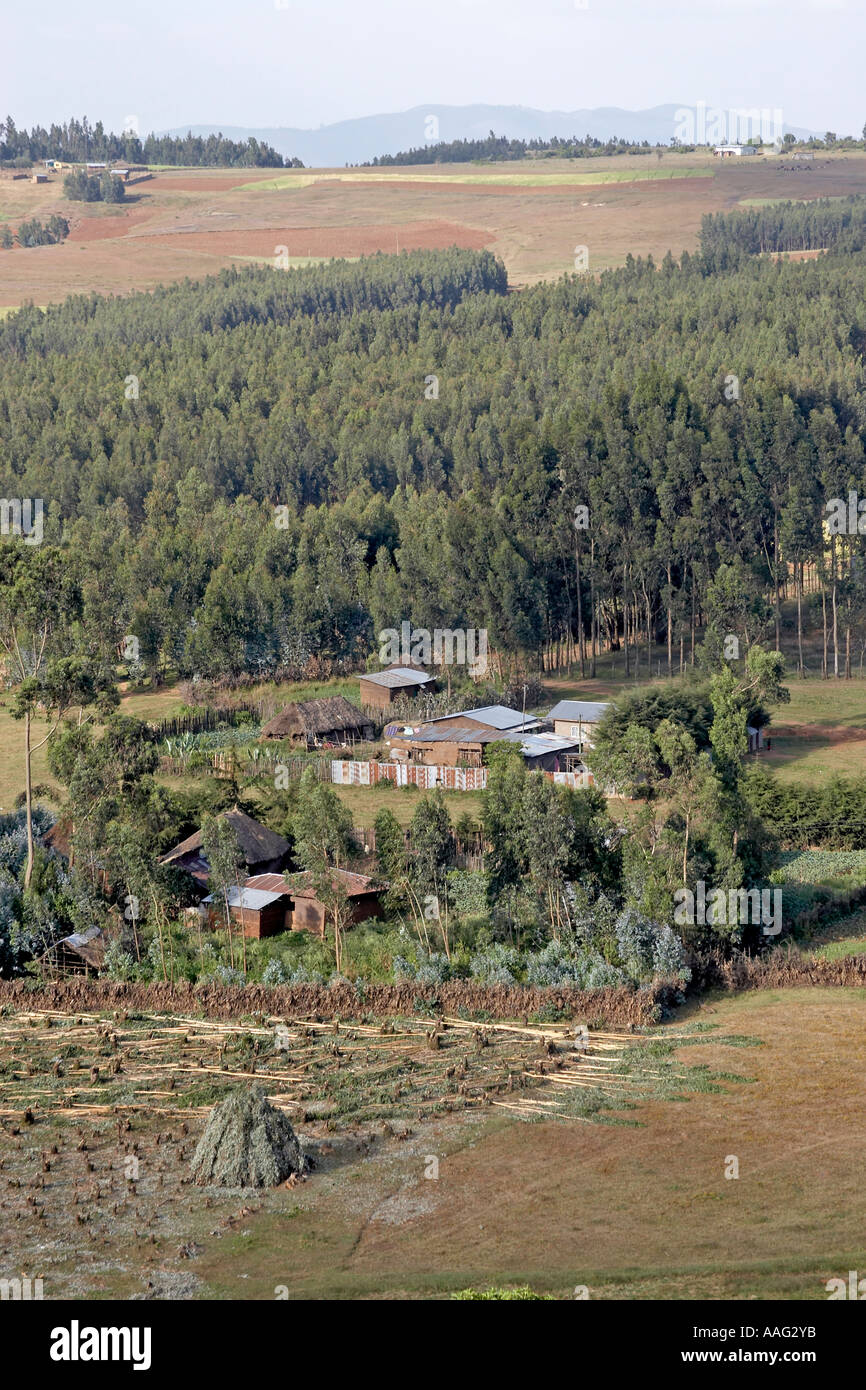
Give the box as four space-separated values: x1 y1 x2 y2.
190 1087 305 1187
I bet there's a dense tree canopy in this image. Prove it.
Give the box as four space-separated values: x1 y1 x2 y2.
2 218 866 686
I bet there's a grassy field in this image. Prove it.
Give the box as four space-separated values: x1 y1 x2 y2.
2 986 861 1299
3 150 866 302
240 166 711 192
810 911 866 960
759 680 866 783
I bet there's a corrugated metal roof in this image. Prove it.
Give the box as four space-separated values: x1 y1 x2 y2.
245 870 382 899
361 668 433 688
244 873 294 894
62 926 103 949
502 732 585 756
548 700 612 723
431 705 531 730
407 726 482 744
202 886 285 909
409 720 543 744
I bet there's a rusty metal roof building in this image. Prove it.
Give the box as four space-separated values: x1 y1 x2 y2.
246 869 383 899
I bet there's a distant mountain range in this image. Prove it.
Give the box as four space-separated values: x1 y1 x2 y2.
162 104 820 167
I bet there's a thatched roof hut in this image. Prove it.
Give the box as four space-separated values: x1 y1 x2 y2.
159 807 290 887
260 696 374 747
40 926 106 977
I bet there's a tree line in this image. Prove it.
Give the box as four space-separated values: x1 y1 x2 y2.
365 129 666 165
699 196 866 261
0 115 298 169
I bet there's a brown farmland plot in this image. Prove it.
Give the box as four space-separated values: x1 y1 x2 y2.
4 153 866 307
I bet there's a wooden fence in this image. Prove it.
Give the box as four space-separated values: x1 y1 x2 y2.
151 704 259 738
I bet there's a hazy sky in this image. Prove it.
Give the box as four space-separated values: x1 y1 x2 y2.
3 0 861 135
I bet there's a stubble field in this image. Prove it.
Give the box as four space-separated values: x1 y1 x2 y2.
1 987 862 1299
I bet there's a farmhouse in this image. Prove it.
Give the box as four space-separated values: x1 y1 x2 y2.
204 869 387 938
199 884 290 939
385 704 558 768
159 807 291 889
714 144 760 157
279 869 386 936
547 699 611 751
359 666 434 711
505 730 588 772
260 695 374 748
386 704 542 765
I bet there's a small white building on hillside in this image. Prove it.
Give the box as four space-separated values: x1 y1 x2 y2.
547 699 612 752
714 144 760 157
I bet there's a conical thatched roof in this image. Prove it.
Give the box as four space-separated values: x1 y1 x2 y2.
261 695 370 740
190 1087 305 1187
160 808 289 870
